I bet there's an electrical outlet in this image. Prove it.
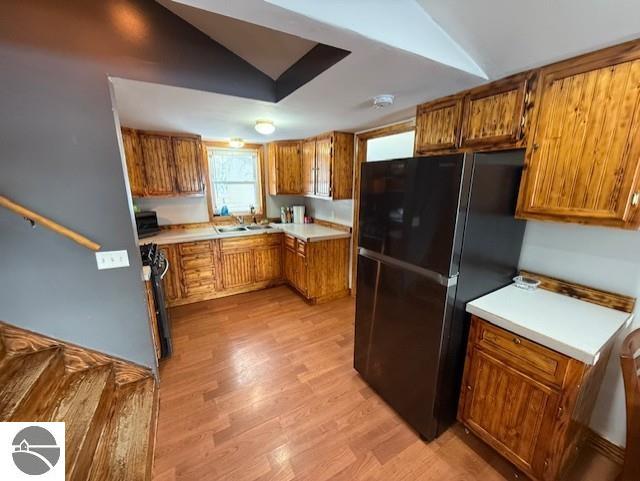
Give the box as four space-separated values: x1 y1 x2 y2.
95 250 130 270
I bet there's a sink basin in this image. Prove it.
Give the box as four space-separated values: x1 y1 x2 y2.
216 226 248 233
246 224 273 231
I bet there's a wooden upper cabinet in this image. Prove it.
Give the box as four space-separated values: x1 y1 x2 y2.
268 141 302 195
302 139 316 196
414 95 464 155
122 129 205 197
315 135 333 197
460 72 535 149
172 136 204 195
121 128 146 197
139 133 176 196
298 132 354 200
517 44 640 229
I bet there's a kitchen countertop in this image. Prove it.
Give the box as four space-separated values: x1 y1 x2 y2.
466 284 634 365
138 223 350 246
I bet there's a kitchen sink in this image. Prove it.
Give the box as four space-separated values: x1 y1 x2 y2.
246 224 273 230
216 226 248 233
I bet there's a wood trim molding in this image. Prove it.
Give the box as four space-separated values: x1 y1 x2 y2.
0 321 153 385
351 119 416 296
519 270 636 313
586 428 625 466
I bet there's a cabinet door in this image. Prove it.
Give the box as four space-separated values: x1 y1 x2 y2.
221 250 255 288
315 136 332 197
294 251 308 296
461 348 559 472
302 139 316 195
140 134 176 195
460 72 533 149
160 245 182 304
121 129 146 197
414 96 463 154
283 246 295 285
172 137 204 195
517 58 640 228
276 142 302 194
254 246 282 282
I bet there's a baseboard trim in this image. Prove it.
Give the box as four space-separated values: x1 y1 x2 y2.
586 428 625 466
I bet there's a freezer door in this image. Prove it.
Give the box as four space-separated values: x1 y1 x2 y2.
354 253 455 440
358 155 466 277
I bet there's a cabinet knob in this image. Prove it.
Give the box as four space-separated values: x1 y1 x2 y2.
466 385 472 391
632 192 640 206
533 143 540 150
513 337 522 345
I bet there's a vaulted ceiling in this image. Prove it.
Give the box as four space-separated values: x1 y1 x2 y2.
114 0 640 142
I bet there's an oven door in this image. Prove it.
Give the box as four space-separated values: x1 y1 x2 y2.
151 256 172 358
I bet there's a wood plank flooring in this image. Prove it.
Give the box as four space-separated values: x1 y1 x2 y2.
153 286 620 481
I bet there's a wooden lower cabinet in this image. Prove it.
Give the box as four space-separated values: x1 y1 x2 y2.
459 316 613 481
160 232 349 307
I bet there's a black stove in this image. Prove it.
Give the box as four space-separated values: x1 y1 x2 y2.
140 243 172 358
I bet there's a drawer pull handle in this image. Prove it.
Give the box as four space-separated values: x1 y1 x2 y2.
513 337 522 345
466 385 472 391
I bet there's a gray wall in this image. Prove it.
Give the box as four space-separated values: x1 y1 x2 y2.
0 0 276 368
520 221 640 447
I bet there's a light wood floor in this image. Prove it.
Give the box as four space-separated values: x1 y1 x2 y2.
152 286 620 481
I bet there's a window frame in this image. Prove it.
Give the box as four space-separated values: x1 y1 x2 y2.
203 141 265 219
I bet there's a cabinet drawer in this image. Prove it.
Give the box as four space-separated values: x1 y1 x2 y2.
296 239 306 256
179 241 212 256
181 253 214 269
284 234 296 250
220 234 280 252
184 282 215 296
183 267 215 284
474 317 569 387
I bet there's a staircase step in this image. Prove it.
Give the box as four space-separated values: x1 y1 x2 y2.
0 347 65 420
87 377 156 481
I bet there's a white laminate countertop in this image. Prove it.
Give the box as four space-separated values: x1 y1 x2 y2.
466 284 634 365
138 223 350 246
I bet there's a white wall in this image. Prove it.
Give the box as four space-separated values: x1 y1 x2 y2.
519 220 640 447
366 130 415 161
303 198 353 226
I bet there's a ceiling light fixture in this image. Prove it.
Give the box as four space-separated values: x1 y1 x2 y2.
373 94 395 109
255 120 275 135
229 138 245 148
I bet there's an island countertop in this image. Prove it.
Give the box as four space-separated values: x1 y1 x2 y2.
138 223 350 246
466 284 634 365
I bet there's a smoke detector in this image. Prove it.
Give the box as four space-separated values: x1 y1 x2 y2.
373 94 395 109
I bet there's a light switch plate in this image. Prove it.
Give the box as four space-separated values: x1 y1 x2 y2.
95 250 130 270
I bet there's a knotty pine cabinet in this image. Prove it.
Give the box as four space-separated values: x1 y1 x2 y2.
269 132 355 199
516 44 640 229
122 128 205 198
414 95 464 155
459 316 612 481
283 234 349 304
267 141 303 195
414 72 535 155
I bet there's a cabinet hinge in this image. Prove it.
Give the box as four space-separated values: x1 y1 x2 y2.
632 192 640 206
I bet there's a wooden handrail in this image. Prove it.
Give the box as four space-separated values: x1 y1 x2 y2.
0 195 101 251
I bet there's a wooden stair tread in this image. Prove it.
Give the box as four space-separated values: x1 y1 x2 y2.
0 347 64 420
88 377 155 481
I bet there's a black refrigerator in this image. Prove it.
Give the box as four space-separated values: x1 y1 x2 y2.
354 150 526 441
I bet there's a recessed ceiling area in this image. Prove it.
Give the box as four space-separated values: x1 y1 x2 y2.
115 0 640 144
156 0 317 80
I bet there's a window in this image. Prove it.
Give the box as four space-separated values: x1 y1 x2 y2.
207 147 261 215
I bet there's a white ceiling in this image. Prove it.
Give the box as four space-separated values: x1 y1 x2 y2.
114 0 640 143
156 0 316 79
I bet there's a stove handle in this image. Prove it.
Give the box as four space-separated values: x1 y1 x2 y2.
160 257 170 280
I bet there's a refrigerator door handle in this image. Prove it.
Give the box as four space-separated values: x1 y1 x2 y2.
359 248 458 287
